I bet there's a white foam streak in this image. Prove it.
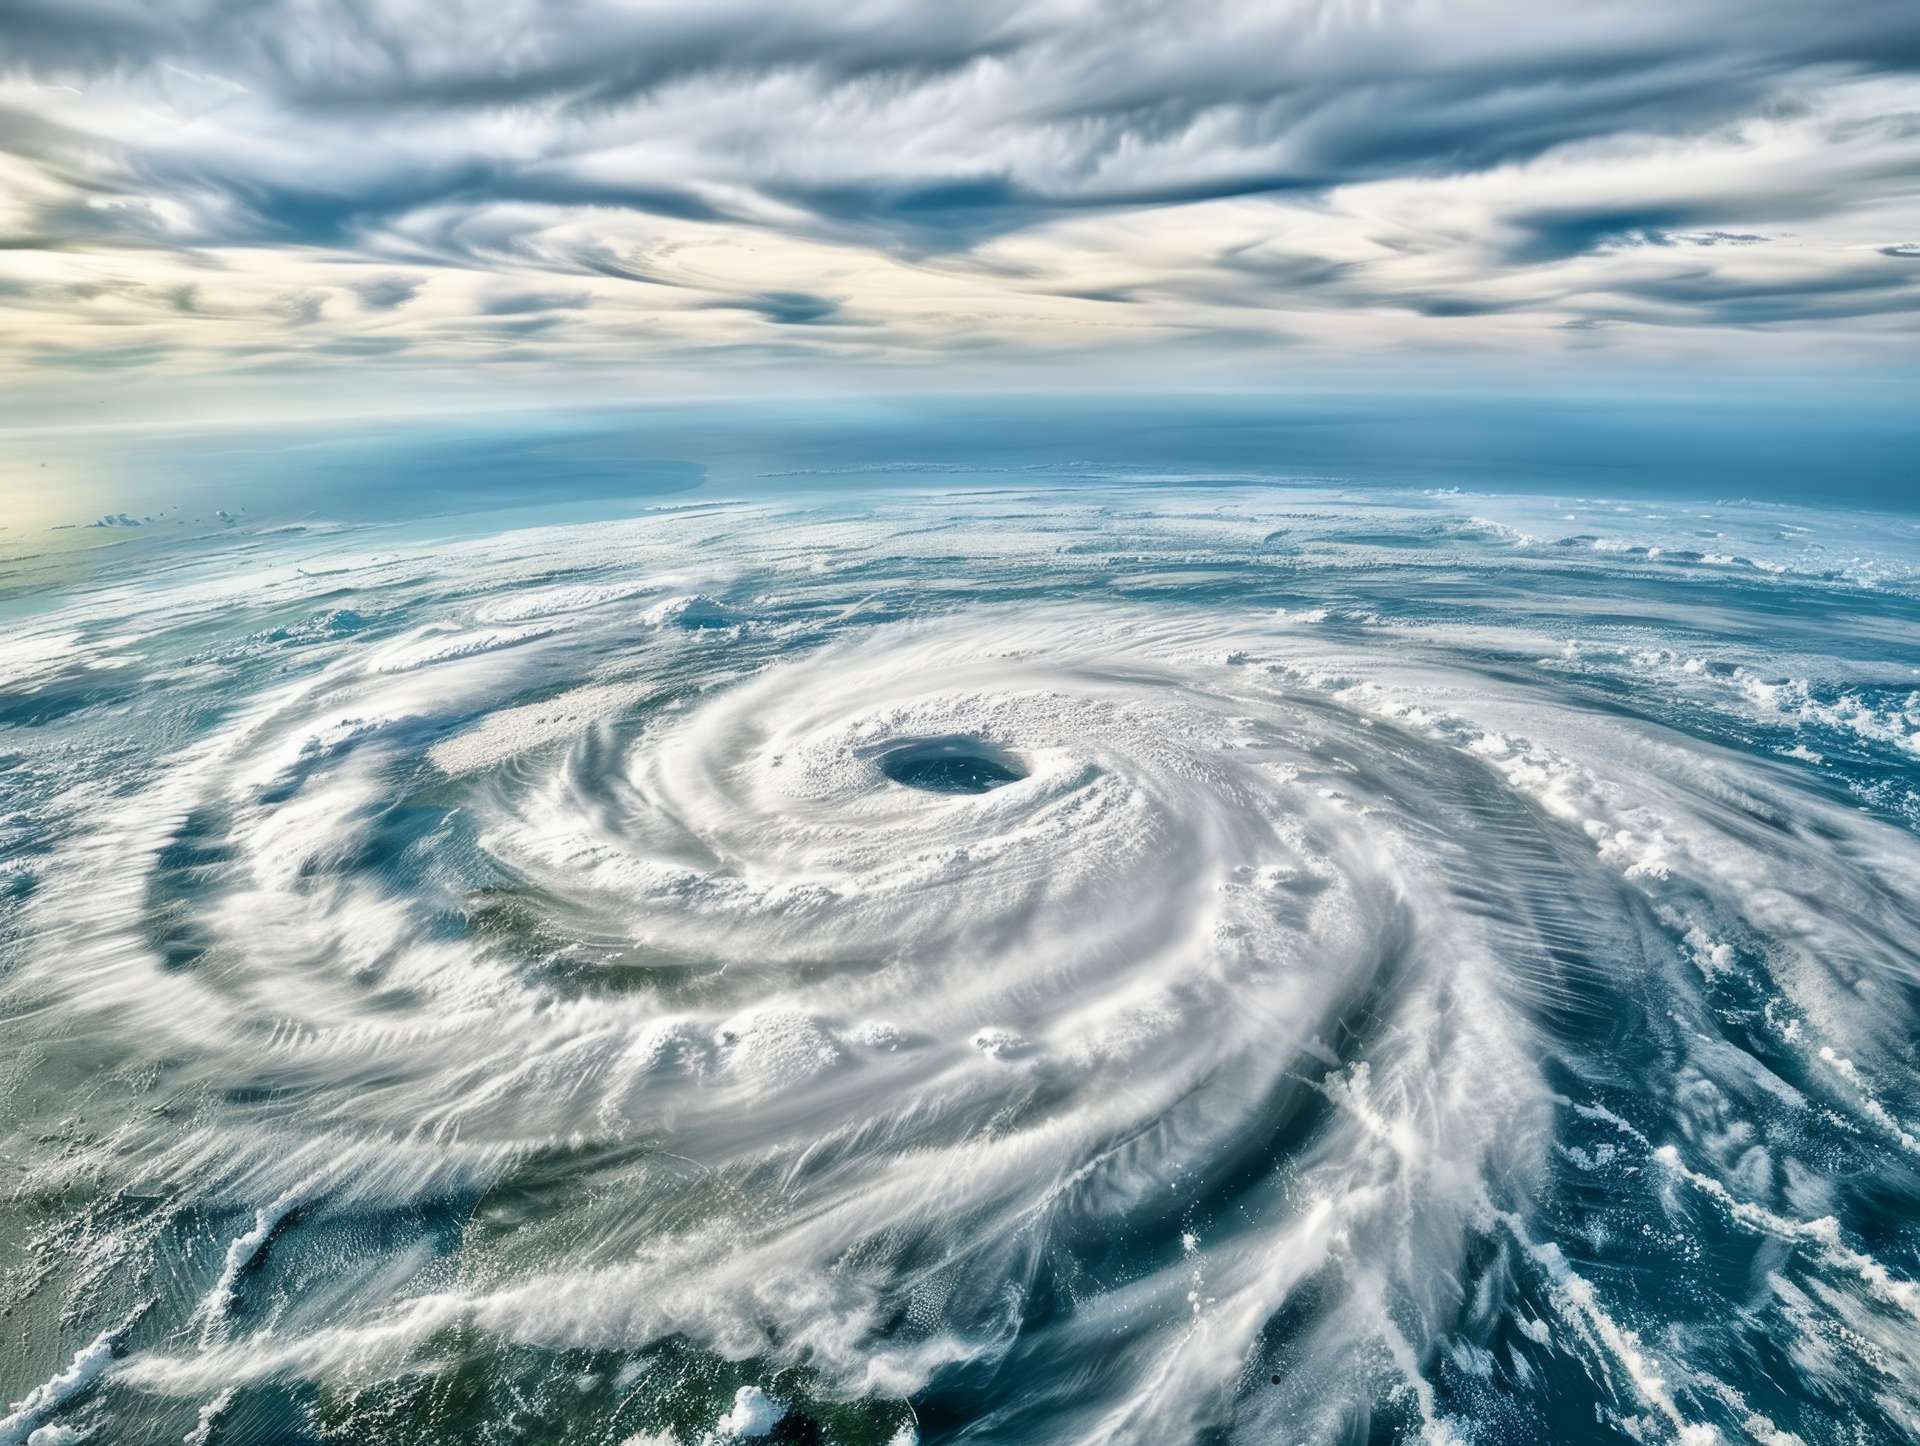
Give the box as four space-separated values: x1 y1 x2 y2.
0 1326 122 1446
1656 1146 1920 1322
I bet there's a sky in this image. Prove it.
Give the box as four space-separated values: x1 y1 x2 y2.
2 0 1919 425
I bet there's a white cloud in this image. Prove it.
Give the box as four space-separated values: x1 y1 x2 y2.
1 0 1917 414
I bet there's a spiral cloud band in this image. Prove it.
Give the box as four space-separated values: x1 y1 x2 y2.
3 485 1919 1444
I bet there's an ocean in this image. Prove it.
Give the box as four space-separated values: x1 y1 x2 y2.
2 401 1918 1444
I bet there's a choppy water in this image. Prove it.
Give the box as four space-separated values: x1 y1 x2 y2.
3 474 1920 1444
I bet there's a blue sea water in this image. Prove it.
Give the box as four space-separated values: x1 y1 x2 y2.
2 401 1919 1444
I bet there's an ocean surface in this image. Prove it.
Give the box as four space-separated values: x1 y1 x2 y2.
3 405 1920 1444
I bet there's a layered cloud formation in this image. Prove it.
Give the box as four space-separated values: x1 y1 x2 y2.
2 0 1919 411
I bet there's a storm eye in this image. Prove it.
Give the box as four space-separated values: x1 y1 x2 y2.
878 738 1026 795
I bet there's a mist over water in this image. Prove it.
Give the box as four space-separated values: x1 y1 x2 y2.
3 438 1920 1444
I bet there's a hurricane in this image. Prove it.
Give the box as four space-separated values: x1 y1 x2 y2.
4 478 1920 1445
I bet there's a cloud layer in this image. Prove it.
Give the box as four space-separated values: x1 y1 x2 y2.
2 0 1919 411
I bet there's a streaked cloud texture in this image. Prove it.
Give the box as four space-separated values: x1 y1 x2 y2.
3 0 1918 415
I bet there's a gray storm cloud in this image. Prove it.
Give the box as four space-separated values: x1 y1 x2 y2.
1 0 1918 408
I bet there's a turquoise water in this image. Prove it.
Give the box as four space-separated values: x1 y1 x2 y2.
2 408 1919 1444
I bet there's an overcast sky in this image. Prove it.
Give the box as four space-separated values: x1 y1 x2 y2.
3 0 1919 422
